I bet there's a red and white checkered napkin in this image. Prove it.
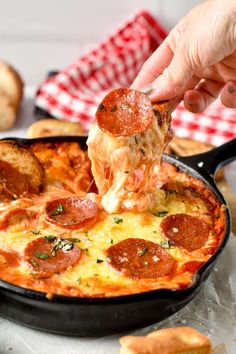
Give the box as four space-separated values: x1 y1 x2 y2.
35 10 236 146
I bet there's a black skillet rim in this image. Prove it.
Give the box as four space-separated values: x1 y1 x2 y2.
0 135 231 305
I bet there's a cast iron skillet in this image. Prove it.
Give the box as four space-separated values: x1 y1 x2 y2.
0 136 235 336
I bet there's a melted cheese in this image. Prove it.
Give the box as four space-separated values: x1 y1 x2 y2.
87 110 171 214
0 142 225 298
0 194 208 296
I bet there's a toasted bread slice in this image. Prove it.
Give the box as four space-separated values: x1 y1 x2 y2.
166 137 213 156
27 119 84 138
0 140 44 193
0 60 24 111
165 136 223 180
0 93 16 130
120 327 212 354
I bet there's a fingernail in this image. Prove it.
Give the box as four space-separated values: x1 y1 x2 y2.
227 85 235 94
140 83 154 96
184 91 205 113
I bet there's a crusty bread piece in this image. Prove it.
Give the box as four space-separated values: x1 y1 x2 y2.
119 327 212 354
27 119 84 138
0 92 16 130
165 136 223 180
0 140 44 193
166 137 213 156
0 60 23 111
0 60 24 130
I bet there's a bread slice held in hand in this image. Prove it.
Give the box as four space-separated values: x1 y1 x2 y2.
119 326 212 354
0 140 44 194
0 60 24 130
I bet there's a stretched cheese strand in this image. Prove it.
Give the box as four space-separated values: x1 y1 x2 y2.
87 93 172 214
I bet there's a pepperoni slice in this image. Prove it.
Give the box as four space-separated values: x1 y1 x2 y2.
106 238 176 279
24 237 81 276
160 214 210 251
96 88 154 136
45 197 98 230
0 160 29 196
0 208 36 230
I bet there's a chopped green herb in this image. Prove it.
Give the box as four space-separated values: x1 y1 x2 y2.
31 229 41 235
114 216 123 224
110 239 114 244
51 238 74 256
84 231 89 237
134 136 138 144
71 238 81 243
63 243 74 251
51 203 64 216
137 247 148 257
110 105 117 112
77 277 81 284
96 259 104 263
98 103 105 111
153 211 168 218
143 261 149 266
31 259 39 268
121 103 130 109
165 190 176 198
44 235 56 242
93 273 99 276
153 230 157 233
140 148 145 156
35 252 49 260
161 240 174 249
124 171 130 174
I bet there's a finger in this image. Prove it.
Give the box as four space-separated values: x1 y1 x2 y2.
184 79 224 113
131 39 173 90
149 45 195 101
150 74 200 108
153 75 200 114
220 81 236 108
168 97 183 112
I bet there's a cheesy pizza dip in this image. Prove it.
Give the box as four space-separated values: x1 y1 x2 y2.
0 89 226 298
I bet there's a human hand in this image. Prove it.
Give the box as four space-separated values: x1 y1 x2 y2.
132 0 236 112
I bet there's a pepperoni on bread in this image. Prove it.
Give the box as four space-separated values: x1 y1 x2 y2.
96 88 154 137
0 160 29 196
0 140 44 194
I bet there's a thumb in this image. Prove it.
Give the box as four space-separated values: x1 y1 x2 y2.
149 46 195 102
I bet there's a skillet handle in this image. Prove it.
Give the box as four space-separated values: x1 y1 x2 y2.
178 138 236 176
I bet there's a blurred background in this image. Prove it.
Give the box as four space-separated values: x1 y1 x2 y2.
0 0 200 85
